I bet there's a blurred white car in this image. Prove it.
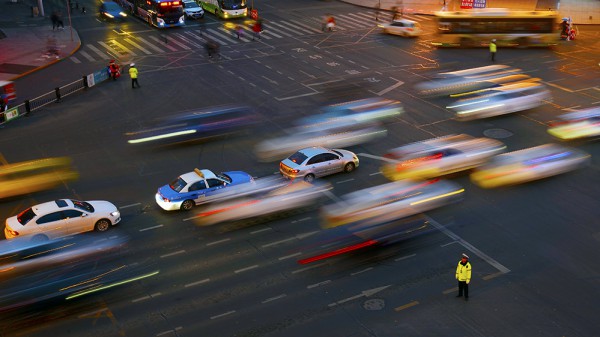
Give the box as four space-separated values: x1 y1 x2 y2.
378 19 422 37
471 144 590 188
280 147 359 182
381 134 506 180
4 199 121 241
547 107 600 140
321 179 464 229
447 82 551 120
195 181 331 227
182 0 204 19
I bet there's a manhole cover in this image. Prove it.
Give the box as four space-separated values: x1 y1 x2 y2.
363 298 385 311
483 128 513 139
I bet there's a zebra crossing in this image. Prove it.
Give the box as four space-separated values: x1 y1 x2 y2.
70 11 432 63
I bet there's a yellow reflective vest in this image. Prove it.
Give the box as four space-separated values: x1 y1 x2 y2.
456 261 472 283
129 67 138 79
489 42 497 53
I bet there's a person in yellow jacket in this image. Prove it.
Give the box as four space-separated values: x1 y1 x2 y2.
455 253 471 301
129 63 140 89
489 39 497 62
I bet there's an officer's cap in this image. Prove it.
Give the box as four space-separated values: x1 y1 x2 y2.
462 253 469 259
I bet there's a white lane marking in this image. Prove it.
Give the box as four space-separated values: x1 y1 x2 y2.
357 152 399 163
376 80 405 96
70 56 81 63
131 292 161 303
109 39 138 56
124 38 152 54
160 36 191 50
185 278 210 288
307 280 331 289
336 178 354 184
543 81 574 92
156 327 182 336
171 32 203 48
262 237 296 248
278 252 302 260
120 203 141 209
441 241 459 247
78 308 108 318
426 215 511 274
139 224 164 232
262 294 287 303
211 310 236 319
216 27 245 43
291 217 311 223
291 262 328 274
351 267 373 275
235 265 259 273
328 285 391 307
135 36 167 53
279 20 318 34
148 35 178 52
264 21 297 37
369 171 382 176
394 253 416 261
160 250 186 258
206 238 230 246
87 44 111 59
275 91 319 101
251 227 272 234
78 50 95 61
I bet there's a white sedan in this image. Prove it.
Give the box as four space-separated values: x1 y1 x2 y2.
4 199 121 241
378 19 422 37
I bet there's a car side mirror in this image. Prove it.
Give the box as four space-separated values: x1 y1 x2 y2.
82 213 88 217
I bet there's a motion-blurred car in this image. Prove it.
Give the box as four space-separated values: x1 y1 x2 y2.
195 181 331 227
279 147 359 182
381 134 506 180
295 97 403 126
446 82 551 121
449 74 541 98
155 168 254 211
547 107 600 140
182 0 204 19
126 105 257 145
415 65 522 97
4 199 121 241
470 144 590 188
321 179 464 229
254 120 385 162
99 1 127 21
0 157 79 200
378 19 422 37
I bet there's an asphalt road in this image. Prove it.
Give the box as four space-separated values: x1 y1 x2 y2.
1 1 600 336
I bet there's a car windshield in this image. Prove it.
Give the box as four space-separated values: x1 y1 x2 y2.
16 208 36 225
170 177 188 192
288 151 308 164
71 200 94 213
217 173 232 184
104 2 121 11
184 1 199 8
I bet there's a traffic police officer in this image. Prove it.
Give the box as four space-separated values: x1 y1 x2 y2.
455 253 472 301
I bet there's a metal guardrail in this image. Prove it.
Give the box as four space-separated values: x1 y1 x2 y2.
1 67 110 126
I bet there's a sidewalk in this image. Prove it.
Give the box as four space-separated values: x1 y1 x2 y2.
0 0 81 82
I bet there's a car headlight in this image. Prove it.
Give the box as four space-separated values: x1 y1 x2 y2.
104 12 114 18
120 12 127 17
111 211 120 217
179 15 185 23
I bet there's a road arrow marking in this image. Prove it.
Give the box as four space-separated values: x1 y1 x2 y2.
328 285 392 307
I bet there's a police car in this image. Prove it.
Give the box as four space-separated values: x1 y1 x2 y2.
155 168 254 211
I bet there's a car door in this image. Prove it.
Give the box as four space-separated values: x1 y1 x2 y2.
321 152 343 175
62 209 87 234
188 180 208 205
34 211 69 238
204 178 227 200
306 154 327 177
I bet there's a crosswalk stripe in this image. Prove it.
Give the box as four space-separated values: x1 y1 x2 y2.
184 31 207 43
87 45 110 59
261 21 296 37
337 14 370 28
354 11 383 21
172 32 204 48
347 13 378 25
234 27 255 42
269 22 301 37
78 50 96 61
70 56 81 63
261 29 282 38
160 35 191 50
210 28 238 44
148 35 179 52
124 38 152 55
237 26 272 40
98 41 124 59
280 20 318 34
109 39 138 56
136 36 169 53
307 17 347 31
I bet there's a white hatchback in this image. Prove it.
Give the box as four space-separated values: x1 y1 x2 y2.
4 199 121 241
378 19 422 37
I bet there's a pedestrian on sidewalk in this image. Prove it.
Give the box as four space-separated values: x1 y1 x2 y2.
129 63 140 88
455 253 472 301
489 39 497 62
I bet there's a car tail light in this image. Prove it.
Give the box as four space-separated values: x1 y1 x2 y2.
6 228 19 237
163 197 169 202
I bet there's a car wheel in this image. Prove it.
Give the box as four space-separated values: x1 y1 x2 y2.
344 162 356 173
181 200 195 211
31 234 49 243
304 174 315 183
95 219 111 232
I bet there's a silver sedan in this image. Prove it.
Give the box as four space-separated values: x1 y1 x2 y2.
279 147 359 182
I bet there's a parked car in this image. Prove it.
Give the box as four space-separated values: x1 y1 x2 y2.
4 199 121 241
378 19 422 37
279 147 359 182
155 168 254 211
182 0 204 19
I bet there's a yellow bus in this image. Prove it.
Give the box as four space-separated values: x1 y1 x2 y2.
432 9 559 48
0 157 78 199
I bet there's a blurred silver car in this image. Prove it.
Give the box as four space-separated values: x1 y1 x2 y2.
547 107 600 140
381 134 506 180
321 179 464 229
471 143 590 188
447 82 551 120
279 147 359 182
